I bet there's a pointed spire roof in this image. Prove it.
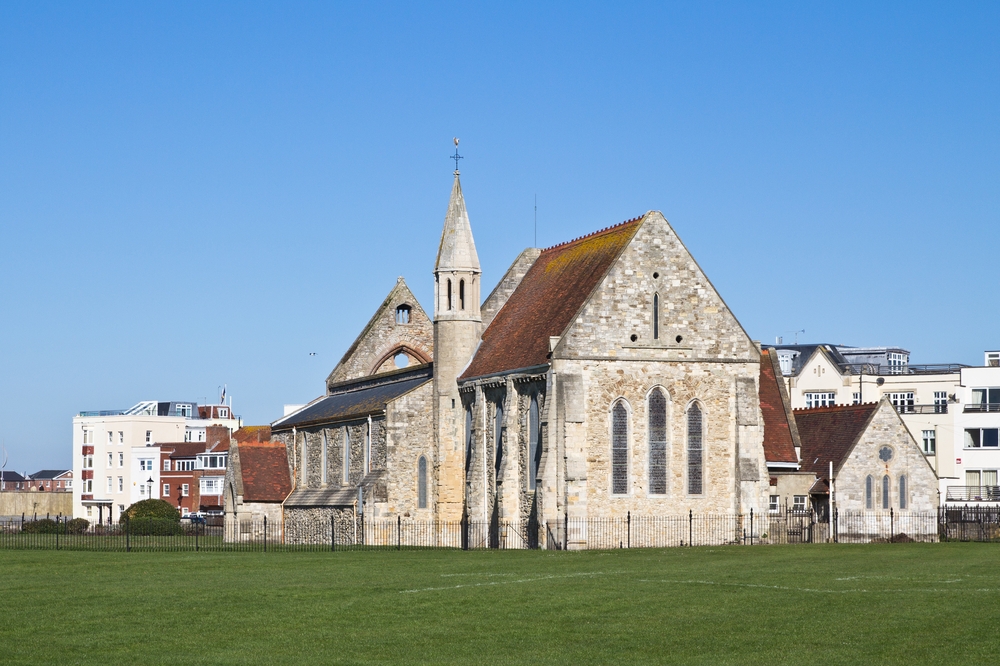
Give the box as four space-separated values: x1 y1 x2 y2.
435 172 480 273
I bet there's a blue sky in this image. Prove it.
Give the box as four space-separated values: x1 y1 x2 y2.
1 2 997 473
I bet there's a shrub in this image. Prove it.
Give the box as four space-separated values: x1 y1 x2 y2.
22 518 60 534
122 499 180 522
67 518 90 534
126 517 184 536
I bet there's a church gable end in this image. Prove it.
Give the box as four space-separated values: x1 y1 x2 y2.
327 278 433 387
556 211 756 362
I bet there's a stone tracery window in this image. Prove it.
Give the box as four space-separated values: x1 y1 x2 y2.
465 406 474 475
882 475 890 509
648 389 667 495
865 475 873 509
612 401 628 494
687 403 703 495
898 475 907 510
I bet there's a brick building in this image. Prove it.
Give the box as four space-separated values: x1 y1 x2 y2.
159 426 231 516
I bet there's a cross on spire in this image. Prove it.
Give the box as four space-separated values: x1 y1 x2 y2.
451 137 463 173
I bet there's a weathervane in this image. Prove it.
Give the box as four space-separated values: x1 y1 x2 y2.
451 137 463 173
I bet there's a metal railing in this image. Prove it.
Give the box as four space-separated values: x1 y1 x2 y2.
844 363 967 376
963 403 1000 413
946 486 1000 502
894 404 949 415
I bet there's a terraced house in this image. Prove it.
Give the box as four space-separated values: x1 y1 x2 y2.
230 164 783 547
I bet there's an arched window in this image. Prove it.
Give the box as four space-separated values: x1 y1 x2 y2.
447 279 453 310
343 427 351 485
529 396 541 490
899 475 907 509
395 305 411 324
882 475 890 509
494 401 504 478
687 403 703 495
464 406 474 475
648 389 667 495
301 431 308 486
417 456 428 509
459 279 466 310
865 475 873 509
321 430 328 485
612 401 629 494
653 294 659 340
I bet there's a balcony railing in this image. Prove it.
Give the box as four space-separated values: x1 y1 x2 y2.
964 403 1000 413
946 486 1000 502
844 363 968 376
894 404 948 415
77 410 126 417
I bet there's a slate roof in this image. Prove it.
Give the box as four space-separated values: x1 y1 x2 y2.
461 215 644 380
765 344 851 376
237 443 292 502
793 403 880 480
272 364 432 431
758 350 799 464
29 469 70 480
1 471 27 482
284 471 384 507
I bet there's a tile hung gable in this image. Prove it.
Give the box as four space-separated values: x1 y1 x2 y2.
556 211 757 362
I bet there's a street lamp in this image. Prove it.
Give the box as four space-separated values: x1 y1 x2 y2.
147 477 154 502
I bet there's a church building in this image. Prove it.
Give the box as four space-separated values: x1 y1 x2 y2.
239 162 774 547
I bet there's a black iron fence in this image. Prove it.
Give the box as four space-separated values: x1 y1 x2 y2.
3 507 999 552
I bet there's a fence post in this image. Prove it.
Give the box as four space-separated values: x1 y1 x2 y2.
397 515 402 551
126 516 131 553
195 520 199 552
834 507 838 543
627 511 631 549
688 509 693 547
750 508 754 546
461 511 469 551
263 515 267 553
56 516 60 551
890 507 894 542
331 514 336 552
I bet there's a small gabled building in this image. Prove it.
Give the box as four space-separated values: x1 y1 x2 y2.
794 399 938 514
225 426 292 538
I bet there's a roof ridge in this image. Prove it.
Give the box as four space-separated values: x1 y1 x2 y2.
541 214 644 252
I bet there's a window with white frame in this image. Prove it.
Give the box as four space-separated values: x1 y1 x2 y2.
965 428 999 448
852 392 861 405
163 459 170 471
106 477 112 493
163 483 170 497
934 391 948 413
139 459 154 471
200 477 224 495
181 484 189 496
175 459 194 471
83 455 93 469
139 485 146 497
887 392 915 413
107 453 113 467
176 404 193 417
118 431 124 445
887 352 907 373
145 430 152 443
108 431 113 444
922 430 936 455
219 408 229 418
769 495 779 513
83 429 93 444
197 430 205 442
971 388 1000 410
118 477 123 493
196 454 228 469
86 506 92 517
805 393 836 409
793 495 808 512
84 479 93 493
67 479 72 489
184 430 191 442
118 452 124 468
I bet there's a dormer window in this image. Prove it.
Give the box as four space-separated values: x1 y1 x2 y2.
176 403 193 417
395 305 411 324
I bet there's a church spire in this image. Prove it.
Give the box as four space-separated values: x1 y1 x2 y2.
435 141 480 274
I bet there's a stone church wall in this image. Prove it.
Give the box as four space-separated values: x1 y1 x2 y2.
385 382 435 516
273 417 388 492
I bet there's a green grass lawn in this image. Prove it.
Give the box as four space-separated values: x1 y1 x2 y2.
2 543 998 664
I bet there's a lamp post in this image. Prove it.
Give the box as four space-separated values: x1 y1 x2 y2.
147 477 154 502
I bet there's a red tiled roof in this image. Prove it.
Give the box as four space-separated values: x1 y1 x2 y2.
461 216 644 379
794 403 880 479
234 426 271 443
238 443 291 502
758 349 798 463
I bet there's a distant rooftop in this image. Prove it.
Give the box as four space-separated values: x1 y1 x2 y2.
78 400 235 419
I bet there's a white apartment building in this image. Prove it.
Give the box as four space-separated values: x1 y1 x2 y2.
769 344 968 500
948 353 1000 504
72 400 240 521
